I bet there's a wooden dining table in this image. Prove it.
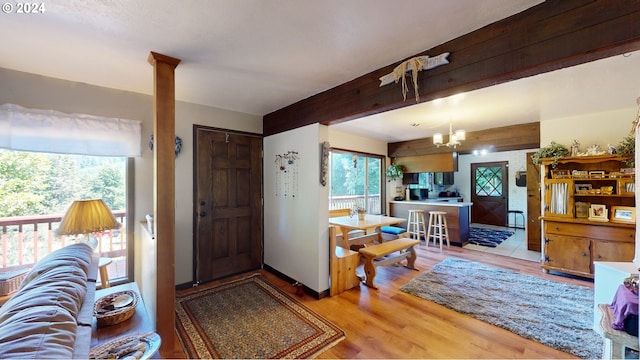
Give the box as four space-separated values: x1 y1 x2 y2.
328 214 405 249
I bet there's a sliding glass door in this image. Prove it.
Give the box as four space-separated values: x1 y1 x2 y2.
328 149 383 214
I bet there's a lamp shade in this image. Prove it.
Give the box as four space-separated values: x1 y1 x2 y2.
55 199 121 236
433 133 443 145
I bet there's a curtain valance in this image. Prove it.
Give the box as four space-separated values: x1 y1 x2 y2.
0 103 141 157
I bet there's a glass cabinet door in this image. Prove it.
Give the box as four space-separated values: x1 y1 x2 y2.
544 179 574 218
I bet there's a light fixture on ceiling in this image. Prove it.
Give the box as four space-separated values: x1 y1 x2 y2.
433 121 465 148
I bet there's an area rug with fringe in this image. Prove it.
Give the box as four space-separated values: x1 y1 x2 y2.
175 273 346 359
400 258 602 359
468 226 514 247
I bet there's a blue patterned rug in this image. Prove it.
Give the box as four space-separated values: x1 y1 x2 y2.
468 226 514 247
175 273 345 358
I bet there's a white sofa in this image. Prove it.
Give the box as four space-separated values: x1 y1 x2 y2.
0 242 99 359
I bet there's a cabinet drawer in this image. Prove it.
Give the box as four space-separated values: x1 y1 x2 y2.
545 221 634 242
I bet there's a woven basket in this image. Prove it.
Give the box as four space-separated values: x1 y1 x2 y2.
89 332 159 359
94 290 139 327
0 269 28 296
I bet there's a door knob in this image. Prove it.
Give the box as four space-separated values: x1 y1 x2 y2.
199 211 206 217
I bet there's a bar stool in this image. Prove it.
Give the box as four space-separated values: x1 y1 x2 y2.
427 211 450 250
407 209 427 242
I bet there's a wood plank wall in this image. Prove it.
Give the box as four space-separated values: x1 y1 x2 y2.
263 0 640 137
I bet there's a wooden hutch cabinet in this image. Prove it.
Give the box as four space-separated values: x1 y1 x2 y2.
540 155 636 278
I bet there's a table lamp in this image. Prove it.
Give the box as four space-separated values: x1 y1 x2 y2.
55 199 121 247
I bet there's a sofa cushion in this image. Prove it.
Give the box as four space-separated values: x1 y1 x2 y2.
0 304 77 359
19 242 93 289
0 264 88 321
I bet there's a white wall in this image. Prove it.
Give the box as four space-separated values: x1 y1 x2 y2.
264 124 328 292
540 108 634 148
0 67 262 285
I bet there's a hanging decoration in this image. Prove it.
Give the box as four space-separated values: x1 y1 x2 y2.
275 150 300 198
320 142 330 186
379 52 450 102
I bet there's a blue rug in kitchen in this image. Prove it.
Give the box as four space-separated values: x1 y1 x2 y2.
468 226 514 248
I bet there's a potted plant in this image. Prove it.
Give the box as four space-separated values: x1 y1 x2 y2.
616 135 635 168
351 204 366 220
386 164 404 182
531 141 571 168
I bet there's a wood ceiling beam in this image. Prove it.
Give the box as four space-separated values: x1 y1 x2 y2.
388 122 540 157
263 0 640 137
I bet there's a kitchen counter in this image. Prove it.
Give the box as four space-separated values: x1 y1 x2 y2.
390 199 472 207
389 201 472 246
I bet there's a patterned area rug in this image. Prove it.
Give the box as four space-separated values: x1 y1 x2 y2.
175 273 346 359
400 258 602 359
468 226 514 247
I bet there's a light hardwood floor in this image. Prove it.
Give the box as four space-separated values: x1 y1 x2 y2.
164 243 594 359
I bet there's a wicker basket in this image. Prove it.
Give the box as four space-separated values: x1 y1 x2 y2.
94 290 139 327
0 269 28 296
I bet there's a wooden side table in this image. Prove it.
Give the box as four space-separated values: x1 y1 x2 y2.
91 282 159 358
98 257 112 288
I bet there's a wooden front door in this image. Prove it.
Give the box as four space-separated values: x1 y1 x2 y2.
194 126 263 283
471 161 508 226
526 151 541 251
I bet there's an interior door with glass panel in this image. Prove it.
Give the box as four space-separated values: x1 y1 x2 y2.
471 161 508 226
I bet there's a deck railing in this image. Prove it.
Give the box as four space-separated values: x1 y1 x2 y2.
0 210 126 272
329 195 381 214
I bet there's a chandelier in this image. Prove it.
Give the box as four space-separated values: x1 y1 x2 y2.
433 121 465 148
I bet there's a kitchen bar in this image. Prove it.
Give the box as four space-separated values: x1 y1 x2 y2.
389 200 473 246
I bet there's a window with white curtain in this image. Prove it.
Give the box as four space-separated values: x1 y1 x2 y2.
0 104 141 285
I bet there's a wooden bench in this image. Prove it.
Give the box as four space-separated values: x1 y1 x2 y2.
358 237 420 289
597 303 639 359
329 226 361 296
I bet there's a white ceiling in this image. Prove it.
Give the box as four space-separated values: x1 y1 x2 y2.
1 0 639 143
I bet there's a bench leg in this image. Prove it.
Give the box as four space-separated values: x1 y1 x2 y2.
362 254 378 289
405 246 418 270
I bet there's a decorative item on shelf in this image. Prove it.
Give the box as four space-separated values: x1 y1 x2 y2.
55 199 121 245
588 170 605 178
571 170 589 179
588 204 608 222
386 164 404 182
531 141 570 168
575 202 590 218
575 184 592 194
94 290 139 327
600 186 614 195
148 134 183 158
610 206 636 224
433 120 465 148
551 170 570 179
570 140 580 156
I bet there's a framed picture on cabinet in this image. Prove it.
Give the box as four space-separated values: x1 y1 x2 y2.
610 206 636 224
588 204 608 222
